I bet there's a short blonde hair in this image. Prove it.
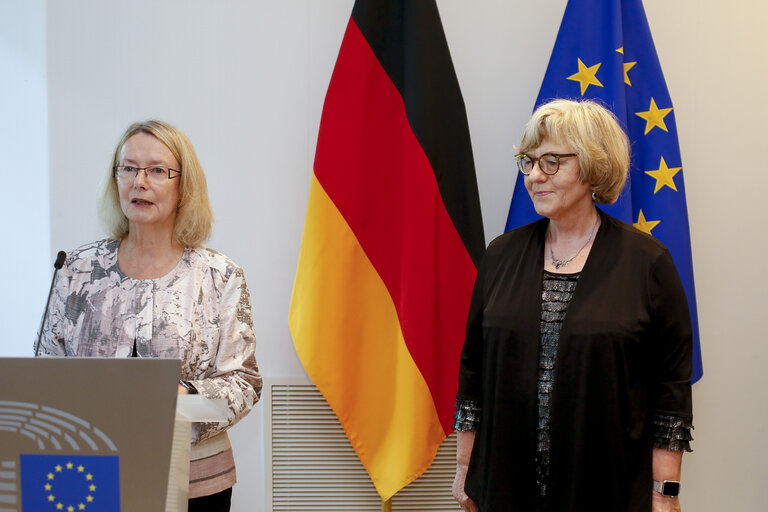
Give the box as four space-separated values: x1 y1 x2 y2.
519 99 630 204
98 120 214 247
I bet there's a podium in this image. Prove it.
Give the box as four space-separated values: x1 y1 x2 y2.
0 357 227 512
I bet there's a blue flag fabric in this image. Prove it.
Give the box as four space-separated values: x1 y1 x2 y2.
505 0 702 382
20 454 120 511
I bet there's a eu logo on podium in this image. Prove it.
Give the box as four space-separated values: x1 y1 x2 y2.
19 455 120 511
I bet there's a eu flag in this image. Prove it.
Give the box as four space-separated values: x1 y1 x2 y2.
20 454 120 511
505 0 702 382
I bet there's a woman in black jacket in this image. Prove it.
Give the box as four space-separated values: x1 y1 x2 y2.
452 99 692 512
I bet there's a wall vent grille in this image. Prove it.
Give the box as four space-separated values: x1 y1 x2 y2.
269 383 460 511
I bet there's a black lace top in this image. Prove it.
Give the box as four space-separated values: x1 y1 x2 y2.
535 271 580 496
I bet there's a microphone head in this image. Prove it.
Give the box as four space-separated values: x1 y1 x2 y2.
54 251 67 269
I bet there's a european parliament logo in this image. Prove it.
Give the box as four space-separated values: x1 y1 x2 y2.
19 455 119 511
0 401 120 512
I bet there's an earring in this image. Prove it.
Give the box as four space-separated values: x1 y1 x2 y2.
591 191 597 202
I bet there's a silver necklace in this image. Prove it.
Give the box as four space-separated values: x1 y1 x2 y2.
548 215 600 270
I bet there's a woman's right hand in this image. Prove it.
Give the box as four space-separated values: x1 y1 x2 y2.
452 464 478 512
453 430 478 511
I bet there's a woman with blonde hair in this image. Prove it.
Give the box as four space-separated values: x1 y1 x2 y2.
453 99 693 512
37 120 262 511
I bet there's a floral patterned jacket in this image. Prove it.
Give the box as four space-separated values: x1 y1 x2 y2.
37 239 263 443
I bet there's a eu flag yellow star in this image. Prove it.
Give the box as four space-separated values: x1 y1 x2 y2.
634 210 661 236
645 156 682 193
635 97 673 135
623 61 637 86
614 47 636 85
567 58 603 95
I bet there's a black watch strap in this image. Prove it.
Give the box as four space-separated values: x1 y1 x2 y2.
652 480 680 497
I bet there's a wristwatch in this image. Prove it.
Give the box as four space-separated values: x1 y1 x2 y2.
652 480 680 497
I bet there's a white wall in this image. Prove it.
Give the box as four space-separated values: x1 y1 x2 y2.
0 0 49 356
1 0 766 510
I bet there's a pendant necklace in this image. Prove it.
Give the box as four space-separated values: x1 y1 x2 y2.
549 215 600 270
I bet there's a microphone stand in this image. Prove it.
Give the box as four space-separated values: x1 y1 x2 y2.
34 251 67 357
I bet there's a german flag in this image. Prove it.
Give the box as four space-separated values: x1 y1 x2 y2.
289 0 485 499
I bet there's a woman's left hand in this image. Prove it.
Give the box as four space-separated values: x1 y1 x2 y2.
177 383 189 395
652 493 681 512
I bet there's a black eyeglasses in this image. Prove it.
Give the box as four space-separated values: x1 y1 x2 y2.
515 153 577 175
113 165 181 183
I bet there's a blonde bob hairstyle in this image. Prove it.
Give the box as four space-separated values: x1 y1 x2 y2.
98 120 214 247
519 99 630 204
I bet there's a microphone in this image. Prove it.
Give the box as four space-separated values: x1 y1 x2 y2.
34 251 67 357
54 250 66 270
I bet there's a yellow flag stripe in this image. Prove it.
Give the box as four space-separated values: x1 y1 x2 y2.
289 175 446 499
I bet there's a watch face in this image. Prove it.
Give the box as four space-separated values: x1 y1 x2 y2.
662 481 680 496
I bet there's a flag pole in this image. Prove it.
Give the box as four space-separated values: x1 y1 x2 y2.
382 497 392 512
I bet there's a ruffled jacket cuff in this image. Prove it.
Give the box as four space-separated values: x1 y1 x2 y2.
453 398 481 432
652 413 693 452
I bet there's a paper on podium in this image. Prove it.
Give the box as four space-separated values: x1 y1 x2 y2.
166 396 229 512
176 395 230 422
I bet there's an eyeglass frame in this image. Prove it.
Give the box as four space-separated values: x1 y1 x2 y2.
515 152 578 176
113 165 182 182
